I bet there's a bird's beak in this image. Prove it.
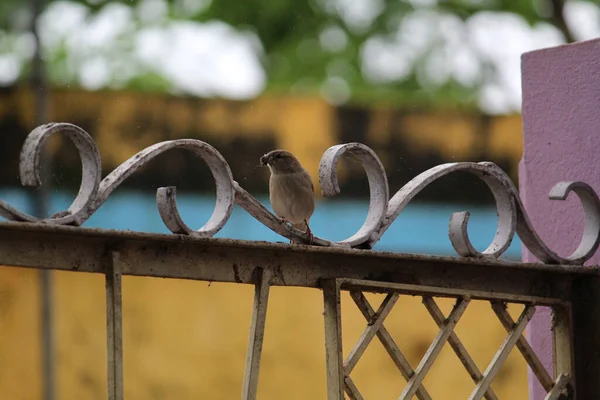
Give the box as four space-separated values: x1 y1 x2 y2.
259 154 269 166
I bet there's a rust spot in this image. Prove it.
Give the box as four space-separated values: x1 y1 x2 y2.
233 263 241 283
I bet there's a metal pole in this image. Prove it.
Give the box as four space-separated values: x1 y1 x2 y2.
29 0 54 398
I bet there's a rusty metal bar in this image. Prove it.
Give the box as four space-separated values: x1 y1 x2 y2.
27 6 53 394
323 279 344 400
241 268 271 400
422 297 498 400
0 222 591 306
106 252 124 400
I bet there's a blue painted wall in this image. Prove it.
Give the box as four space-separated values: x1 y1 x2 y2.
0 189 521 259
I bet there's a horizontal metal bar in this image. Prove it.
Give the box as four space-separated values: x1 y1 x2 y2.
242 268 271 400
0 222 594 305
338 278 565 306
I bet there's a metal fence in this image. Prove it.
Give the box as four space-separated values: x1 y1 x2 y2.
1 123 599 399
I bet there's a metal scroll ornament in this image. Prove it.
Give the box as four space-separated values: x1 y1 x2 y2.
2 123 599 265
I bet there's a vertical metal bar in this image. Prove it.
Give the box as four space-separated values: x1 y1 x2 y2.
241 268 271 400
106 252 124 400
40 269 54 400
570 275 600 399
552 304 574 398
322 279 344 400
29 0 53 398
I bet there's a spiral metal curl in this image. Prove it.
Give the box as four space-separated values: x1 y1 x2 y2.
0 122 101 225
2 123 599 265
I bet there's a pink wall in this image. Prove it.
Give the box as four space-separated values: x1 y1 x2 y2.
520 38 600 399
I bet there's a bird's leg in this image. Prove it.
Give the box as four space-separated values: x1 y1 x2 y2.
304 220 313 245
278 217 294 244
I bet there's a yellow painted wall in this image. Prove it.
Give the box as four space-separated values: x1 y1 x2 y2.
0 267 42 400
0 266 529 399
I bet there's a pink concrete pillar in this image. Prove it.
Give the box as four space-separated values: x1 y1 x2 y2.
520 38 600 399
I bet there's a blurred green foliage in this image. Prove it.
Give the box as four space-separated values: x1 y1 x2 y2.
0 0 594 106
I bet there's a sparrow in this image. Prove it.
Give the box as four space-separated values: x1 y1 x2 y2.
260 150 315 244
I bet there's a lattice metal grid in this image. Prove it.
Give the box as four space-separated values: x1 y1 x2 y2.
323 279 572 400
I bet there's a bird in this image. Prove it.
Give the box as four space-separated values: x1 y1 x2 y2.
260 150 315 244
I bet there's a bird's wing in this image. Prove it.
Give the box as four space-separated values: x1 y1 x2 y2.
304 169 314 192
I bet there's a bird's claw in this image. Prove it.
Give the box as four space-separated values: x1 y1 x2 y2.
305 220 313 245
307 230 314 245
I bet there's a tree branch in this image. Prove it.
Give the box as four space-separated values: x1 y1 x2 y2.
549 0 577 43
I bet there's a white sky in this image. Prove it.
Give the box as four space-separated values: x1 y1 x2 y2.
1 0 599 114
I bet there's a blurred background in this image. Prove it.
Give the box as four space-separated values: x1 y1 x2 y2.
0 0 598 398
